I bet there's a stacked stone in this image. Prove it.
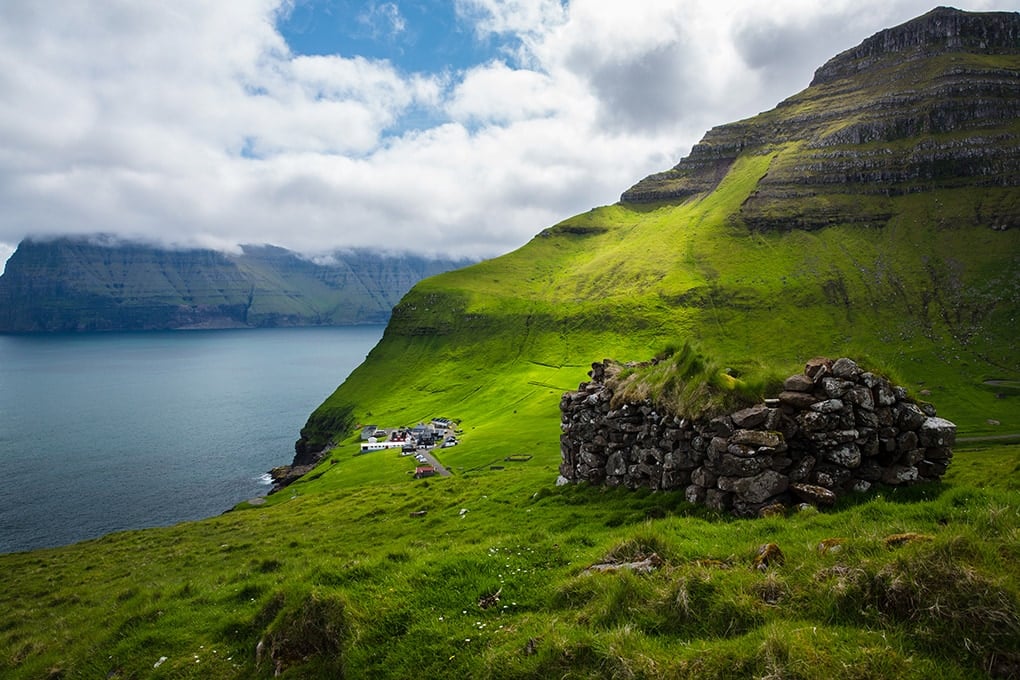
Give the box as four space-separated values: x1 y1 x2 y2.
559 356 957 517
558 360 707 492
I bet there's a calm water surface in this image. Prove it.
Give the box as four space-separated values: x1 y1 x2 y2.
0 326 384 554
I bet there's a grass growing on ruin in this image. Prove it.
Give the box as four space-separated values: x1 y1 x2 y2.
605 341 783 419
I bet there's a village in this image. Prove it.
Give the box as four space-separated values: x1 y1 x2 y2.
358 416 460 478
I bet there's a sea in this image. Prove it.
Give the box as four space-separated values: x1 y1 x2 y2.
0 326 385 554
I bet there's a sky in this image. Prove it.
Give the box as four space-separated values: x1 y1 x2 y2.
1 0 1017 273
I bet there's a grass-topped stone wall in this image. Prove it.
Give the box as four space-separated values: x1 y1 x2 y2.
560 354 957 517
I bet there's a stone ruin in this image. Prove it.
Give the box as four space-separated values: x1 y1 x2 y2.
558 357 957 517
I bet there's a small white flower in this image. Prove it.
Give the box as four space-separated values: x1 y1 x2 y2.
153 656 168 669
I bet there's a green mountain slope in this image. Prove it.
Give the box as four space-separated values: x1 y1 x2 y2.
299 7 1019 455
0 238 471 331
1 8 1019 679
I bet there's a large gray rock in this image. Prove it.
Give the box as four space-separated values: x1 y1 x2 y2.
874 380 897 406
895 403 928 430
919 417 956 448
691 466 718 488
831 357 863 380
730 470 789 504
783 374 814 392
823 377 854 398
881 465 919 485
820 444 862 469
846 387 875 411
811 399 845 414
718 453 773 477
731 429 785 449
606 451 627 476
780 391 819 409
790 482 837 506
731 404 770 428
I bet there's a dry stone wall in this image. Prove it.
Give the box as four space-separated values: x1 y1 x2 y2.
558 357 956 517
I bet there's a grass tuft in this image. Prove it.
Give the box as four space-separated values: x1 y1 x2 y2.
606 342 776 419
258 589 351 677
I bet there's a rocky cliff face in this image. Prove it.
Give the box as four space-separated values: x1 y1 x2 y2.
622 7 1020 232
0 238 471 332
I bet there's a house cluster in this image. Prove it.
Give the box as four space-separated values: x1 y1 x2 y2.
359 417 461 480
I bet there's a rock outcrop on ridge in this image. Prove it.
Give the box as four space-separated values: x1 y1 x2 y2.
621 7 1020 232
559 357 956 517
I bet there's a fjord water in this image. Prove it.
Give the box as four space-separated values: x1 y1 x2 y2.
0 326 384 554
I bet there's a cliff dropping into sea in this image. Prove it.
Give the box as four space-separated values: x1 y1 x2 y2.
0 238 471 331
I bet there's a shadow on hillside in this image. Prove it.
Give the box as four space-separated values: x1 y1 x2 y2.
832 480 948 510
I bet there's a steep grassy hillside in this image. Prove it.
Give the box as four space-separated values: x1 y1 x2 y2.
295 9 1019 457
300 151 1018 454
1 8 1018 679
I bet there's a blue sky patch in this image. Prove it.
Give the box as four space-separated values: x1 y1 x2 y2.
277 0 510 74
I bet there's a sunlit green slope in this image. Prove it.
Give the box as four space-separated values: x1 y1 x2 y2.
301 148 1017 466
294 8 1020 463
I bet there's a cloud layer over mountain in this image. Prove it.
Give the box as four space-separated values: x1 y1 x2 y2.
0 0 1013 270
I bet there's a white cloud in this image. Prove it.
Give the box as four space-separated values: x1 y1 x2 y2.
359 1 406 38
0 0 1016 267
446 60 583 124
0 242 13 275
455 0 568 39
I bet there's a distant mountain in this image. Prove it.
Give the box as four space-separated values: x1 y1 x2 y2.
0 238 473 332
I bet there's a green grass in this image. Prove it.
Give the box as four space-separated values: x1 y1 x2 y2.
604 341 782 419
3 178 1015 676
1 444 1017 678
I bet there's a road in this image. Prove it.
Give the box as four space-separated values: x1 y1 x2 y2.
415 447 452 476
956 433 1020 444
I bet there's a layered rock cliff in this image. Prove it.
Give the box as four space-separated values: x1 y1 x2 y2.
622 7 1020 232
0 238 471 332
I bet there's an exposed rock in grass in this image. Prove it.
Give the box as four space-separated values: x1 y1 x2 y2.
752 543 785 571
883 532 934 549
817 538 844 555
586 553 663 574
257 590 349 677
478 588 502 609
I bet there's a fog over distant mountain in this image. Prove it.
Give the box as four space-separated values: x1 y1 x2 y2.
0 237 472 332
1 1 1015 271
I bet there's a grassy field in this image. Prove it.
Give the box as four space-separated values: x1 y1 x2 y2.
1 439 1017 678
